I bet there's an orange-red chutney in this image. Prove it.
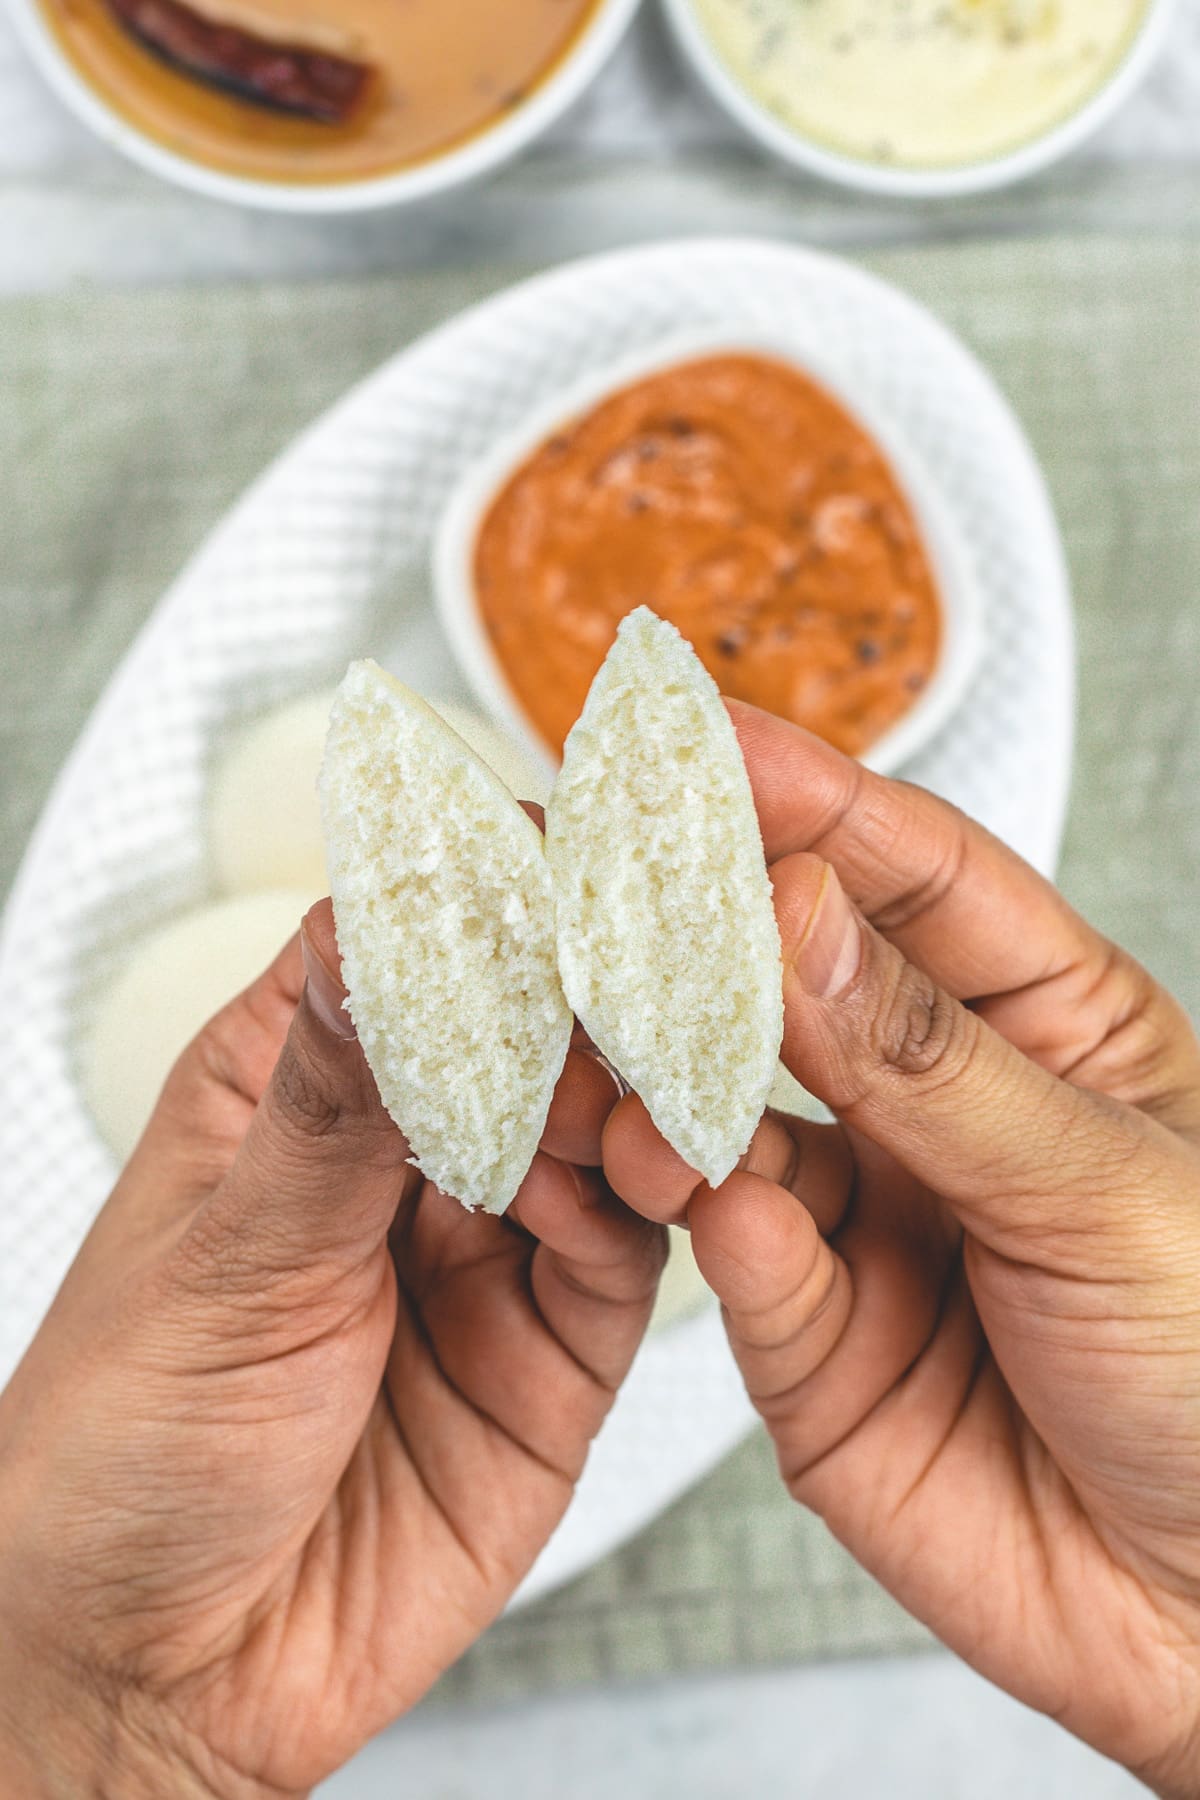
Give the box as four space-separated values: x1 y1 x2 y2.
475 353 942 759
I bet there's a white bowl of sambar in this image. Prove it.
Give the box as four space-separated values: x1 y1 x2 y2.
7 0 643 212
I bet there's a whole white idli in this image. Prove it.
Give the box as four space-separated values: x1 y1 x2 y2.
210 690 550 902
84 889 312 1163
209 692 336 900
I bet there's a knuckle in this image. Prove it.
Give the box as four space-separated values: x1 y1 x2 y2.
270 1042 343 1140
870 799 971 937
1064 946 1200 1117
731 1240 836 1355
872 955 975 1087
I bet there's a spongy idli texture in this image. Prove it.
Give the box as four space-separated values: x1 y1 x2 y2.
321 660 571 1213
547 608 783 1187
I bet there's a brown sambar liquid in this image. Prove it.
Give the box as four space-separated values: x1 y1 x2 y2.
42 0 601 184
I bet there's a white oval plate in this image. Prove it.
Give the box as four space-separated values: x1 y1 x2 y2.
0 239 1073 1606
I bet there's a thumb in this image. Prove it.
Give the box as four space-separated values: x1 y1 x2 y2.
192 901 415 1286
773 854 1180 1265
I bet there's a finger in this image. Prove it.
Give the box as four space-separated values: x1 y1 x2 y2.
399 1156 663 1476
602 1092 855 1239
978 948 1200 1135
731 699 1080 994
686 1165 956 1548
600 1093 699 1226
690 1173 849 1378
511 1158 666 1391
731 702 1200 1126
539 1047 624 1167
184 899 416 1287
774 853 1198 1265
687 1163 965 1503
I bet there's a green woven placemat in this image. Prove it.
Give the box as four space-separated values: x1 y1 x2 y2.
2 234 1198 1703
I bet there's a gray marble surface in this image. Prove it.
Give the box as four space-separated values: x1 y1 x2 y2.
1 0 1199 294
319 1657 1147 1799
1 3 1194 1793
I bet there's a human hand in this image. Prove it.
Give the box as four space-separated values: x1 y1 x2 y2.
0 901 661 1799
604 701 1200 1799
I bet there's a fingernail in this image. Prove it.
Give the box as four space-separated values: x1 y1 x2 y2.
301 923 357 1041
792 867 862 999
578 1045 630 1099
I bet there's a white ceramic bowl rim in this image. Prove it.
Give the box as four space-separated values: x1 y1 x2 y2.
659 0 1178 198
433 324 987 781
3 0 643 212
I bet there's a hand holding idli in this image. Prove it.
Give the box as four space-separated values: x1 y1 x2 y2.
603 699 1200 1798
0 900 658 1796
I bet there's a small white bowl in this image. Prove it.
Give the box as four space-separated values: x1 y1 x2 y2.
659 0 1177 199
433 327 986 781
5 0 643 213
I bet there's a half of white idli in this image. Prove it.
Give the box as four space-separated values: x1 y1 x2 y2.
321 660 571 1213
547 608 783 1188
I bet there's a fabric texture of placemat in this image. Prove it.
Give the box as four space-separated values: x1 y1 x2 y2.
2 233 1199 1705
